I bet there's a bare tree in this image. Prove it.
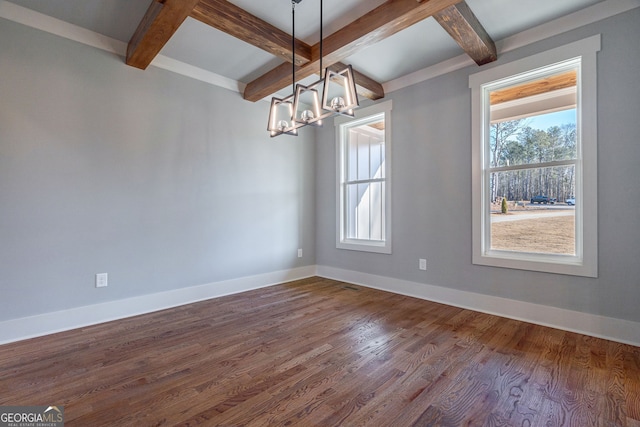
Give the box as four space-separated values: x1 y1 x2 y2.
489 119 527 202
490 121 576 202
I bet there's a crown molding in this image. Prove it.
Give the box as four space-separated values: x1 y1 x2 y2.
0 0 126 54
383 0 640 94
0 0 244 95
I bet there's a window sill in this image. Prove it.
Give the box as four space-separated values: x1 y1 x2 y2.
337 239 392 254
473 249 597 277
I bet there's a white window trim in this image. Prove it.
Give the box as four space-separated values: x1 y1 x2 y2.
469 35 600 277
336 100 393 254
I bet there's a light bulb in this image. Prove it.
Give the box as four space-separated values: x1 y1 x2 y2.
330 96 345 111
301 110 315 122
277 120 289 131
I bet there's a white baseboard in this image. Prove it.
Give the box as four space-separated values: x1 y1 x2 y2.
0 266 316 345
317 265 640 347
4 265 638 348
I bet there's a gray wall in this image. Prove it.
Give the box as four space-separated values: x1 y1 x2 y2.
2 8 639 327
0 20 316 322
316 8 640 323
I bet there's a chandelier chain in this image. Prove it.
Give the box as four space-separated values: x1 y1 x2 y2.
291 0 296 94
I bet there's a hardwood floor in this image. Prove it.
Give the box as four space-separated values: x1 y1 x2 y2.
1 277 639 426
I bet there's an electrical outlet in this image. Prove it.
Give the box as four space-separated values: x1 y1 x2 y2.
419 259 427 271
96 273 108 288
297 249 303 258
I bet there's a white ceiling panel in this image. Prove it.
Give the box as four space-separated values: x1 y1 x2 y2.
227 0 389 44
159 17 283 83
466 0 604 41
345 17 462 83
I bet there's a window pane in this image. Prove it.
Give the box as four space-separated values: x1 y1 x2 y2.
344 181 386 242
345 182 370 240
369 181 385 241
369 139 380 180
490 116 577 168
347 130 358 182
370 137 385 179
491 211 575 255
346 126 385 182
489 165 576 204
487 66 579 256
345 184 357 238
357 136 370 181
356 183 370 239
489 68 578 168
345 123 386 240
490 166 576 255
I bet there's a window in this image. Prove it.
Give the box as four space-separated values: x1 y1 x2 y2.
336 101 392 253
470 36 600 277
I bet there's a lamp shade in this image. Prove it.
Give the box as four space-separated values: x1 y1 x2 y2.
292 83 323 128
322 64 359 117
267 96 298 137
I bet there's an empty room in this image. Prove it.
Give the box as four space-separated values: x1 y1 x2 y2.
1 0 639 425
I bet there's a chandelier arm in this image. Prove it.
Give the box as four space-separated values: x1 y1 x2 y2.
320 0 323 78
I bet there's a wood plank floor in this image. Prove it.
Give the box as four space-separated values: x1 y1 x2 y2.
1 277 639 426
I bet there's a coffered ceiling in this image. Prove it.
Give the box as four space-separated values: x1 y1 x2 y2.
4 0 608 101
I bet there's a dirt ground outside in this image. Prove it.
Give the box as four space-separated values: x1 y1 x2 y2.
490 207 575 254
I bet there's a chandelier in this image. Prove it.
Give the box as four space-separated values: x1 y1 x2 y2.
267 0 359 137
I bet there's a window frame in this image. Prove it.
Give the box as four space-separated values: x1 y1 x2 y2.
469 35 600 277
335 100 392 254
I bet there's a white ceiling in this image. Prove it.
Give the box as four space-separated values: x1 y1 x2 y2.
5 0 608 90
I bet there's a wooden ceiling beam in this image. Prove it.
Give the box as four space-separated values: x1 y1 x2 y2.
433 1 496 66
190 0 311 66
244 0 462 102
126 0 201 70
